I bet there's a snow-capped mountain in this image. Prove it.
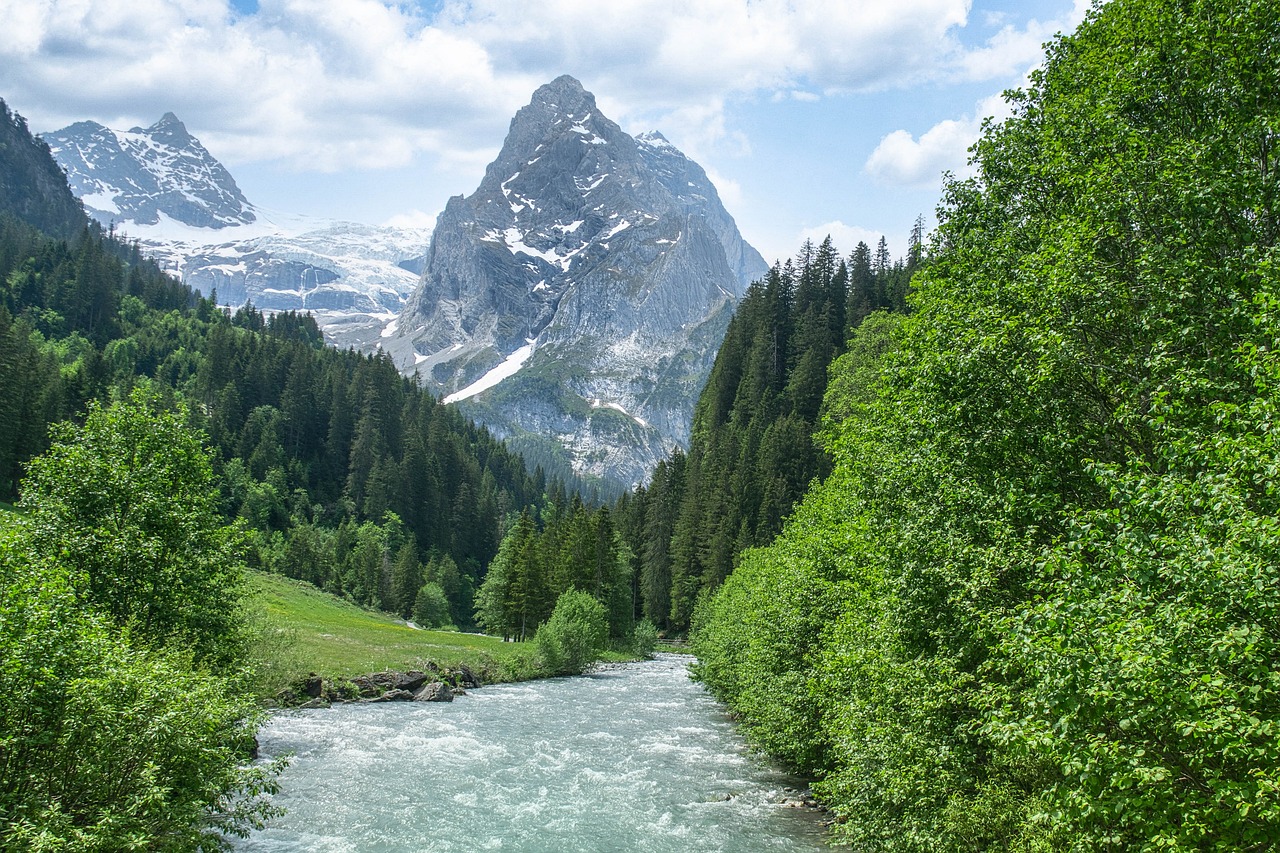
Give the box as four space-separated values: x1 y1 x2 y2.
382 75 767 488
44 112 255 229
42 115 429 344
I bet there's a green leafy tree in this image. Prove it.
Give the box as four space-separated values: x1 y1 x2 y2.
535 589 609 675
413 581 453 630
20 386 247 669
694 0 1280 848
1 471 280 850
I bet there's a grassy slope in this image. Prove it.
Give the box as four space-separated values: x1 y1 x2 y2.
246 571 540 693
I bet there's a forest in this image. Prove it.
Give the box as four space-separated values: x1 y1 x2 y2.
691 0 1280 848
470 228 919 644
0 98 557 847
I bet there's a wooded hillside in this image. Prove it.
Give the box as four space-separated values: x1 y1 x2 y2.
692 0 1280 848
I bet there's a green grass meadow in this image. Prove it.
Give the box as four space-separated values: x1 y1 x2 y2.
246 571 541 695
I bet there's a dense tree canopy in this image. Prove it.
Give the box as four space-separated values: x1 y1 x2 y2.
0 395 280 850
693 0 1280 848
615 234 916 634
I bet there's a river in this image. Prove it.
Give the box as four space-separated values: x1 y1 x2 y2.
237 653 831 852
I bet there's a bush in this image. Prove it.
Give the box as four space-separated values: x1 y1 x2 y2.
20 389 247 670
413 582 454 630
0 526 283 850
535 589 608 675
632 619 659 657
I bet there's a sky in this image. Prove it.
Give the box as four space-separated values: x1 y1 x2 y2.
0 0 1092 266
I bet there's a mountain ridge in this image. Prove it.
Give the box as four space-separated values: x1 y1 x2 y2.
43 113 430 345
383 75 767 489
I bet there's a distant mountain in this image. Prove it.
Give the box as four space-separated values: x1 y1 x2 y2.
43 112 255 229
43 114 429 342
382 75 767 489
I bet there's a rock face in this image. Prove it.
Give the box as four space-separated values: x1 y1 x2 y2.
42 115 429 344
43 113 255 229
383 75 767 489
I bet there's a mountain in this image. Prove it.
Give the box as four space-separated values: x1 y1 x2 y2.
42 115 429 344
0 99 87 238
382 75 767 490
43 112 255 229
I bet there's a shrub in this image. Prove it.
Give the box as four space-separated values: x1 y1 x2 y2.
413 582 454 630
535 589 608 675
632 618 659 657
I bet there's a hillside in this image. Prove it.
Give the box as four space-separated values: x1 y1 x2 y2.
248 571 541 693
0 96 549 629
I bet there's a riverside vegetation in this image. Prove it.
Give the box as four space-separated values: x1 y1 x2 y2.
0 100 644 848
690 0 1280 849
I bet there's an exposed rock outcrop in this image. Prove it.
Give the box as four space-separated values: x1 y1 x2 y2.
383 75 766 489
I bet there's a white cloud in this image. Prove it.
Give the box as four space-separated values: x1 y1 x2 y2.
382 208 439 230
957 0 1092 80
702 165 744 214
0 0 523 170
856 0 1088 193
864 121 977 188
0 0 1081 179
863 93 1013 188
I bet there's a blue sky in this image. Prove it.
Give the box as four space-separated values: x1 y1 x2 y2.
0 0 1091 264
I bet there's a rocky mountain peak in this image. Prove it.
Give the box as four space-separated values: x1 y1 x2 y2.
383 77 767 490
43 112 255 229
530 74 595 112
138 111 192 144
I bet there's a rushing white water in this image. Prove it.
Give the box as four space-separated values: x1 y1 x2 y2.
238 654 830 852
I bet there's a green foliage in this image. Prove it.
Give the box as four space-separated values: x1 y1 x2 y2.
413 582 454 630
620 235 915 634
0 503 278 851
631 618 659 657
692 0 1280 848
535 589 609 676
475 499 637 645
0 98 555 634
20 387 247 669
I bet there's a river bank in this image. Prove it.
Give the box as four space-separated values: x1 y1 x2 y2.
249 571 650 706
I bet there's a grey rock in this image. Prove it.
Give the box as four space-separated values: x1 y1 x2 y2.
351 670 433 697
385 75 766 490
414 682 455 702
42 113 255 229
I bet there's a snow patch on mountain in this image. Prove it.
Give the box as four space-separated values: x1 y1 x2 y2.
44 114 430 348
442 341 537 404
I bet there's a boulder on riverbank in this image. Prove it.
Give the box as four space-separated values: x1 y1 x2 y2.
364 688 416 703
351 670 431 697
414 682 453 702
275 665 481 707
